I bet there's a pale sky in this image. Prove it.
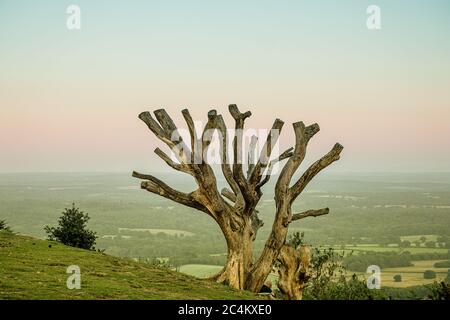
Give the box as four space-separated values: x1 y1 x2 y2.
1 0 449 173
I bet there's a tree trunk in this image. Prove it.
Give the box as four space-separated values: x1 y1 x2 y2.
277 244 311 300
213 216 254 289
245 203 290 292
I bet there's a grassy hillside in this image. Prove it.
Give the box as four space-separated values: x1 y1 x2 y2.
0 231 256 300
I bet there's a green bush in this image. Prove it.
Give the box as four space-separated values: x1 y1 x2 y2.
399 240 411 248
425 241 436 248
45 203 97 250
433 260 450 268
303 274 388 300
301 247 387 300
423 270 437 279
393 274 402 282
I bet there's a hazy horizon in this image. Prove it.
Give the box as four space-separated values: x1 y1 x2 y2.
1 0 449 173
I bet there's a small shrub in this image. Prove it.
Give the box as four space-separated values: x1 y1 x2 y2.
399 241 411 248
45 203 97 250
0 220 11 232
149 258 171 269
287 231 305 249
423 270 437 279
393 274 402 282
425 241 436 248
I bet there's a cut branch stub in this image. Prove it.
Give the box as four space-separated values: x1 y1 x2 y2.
201 109 218 157
139 111 187 164
138 111 169 142
154 109 178 138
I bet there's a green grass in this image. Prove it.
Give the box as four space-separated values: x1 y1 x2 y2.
179 264 279 286
0 231 256 300
178 264 223 278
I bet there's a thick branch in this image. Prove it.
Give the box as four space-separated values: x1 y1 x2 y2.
275 122 319 199
181 109 200 164
138 111 172 145
221 188 237 203
229 104 253 203
132 171 209 214
154 109 190 163
139 111 188 164
290 208 329 222
215 115 241 196
247 135 258 178
290 143 344 201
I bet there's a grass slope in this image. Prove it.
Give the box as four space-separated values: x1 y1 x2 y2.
0 231 256 300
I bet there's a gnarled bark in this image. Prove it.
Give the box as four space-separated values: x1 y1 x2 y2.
277 244 311 300
133 105 343 293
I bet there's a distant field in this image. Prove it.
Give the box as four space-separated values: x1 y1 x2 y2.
180 258 450 289
339 245 447 254
353 260 449 288
118 228 195 237
2 172 450 284
380 260 449 288
400 235 439 242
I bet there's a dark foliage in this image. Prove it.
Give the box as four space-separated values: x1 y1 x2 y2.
45 203 97 250
0 220 11 232
423 270 436 279
433 260 450 268
344 251 412 272
428 282 450 300
302 247 387 300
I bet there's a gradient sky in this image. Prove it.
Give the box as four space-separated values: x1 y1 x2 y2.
1 0 449 173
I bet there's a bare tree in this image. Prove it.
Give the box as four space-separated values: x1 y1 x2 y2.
133 105 343 292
